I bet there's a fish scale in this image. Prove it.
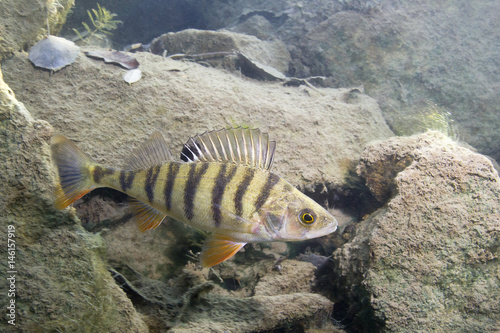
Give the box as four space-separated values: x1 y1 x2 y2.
51 127 338 267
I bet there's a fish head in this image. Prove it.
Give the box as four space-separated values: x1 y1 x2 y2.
260 191 338 241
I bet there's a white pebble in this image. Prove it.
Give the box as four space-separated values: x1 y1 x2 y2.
123 69 142 84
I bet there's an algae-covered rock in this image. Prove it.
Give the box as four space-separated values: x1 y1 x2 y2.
0 68 147 332
332 131 500 332
0 0 75 61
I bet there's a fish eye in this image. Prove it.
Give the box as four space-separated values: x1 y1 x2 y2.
299 209 316 225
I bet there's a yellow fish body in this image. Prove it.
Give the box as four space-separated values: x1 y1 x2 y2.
51 128 338 267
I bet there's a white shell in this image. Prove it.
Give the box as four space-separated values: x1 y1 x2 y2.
123 69 142 84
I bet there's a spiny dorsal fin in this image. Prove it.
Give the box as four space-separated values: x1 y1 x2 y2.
180 127 276 170
123 131 173 170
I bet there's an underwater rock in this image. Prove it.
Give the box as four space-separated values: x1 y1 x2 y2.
150 28 291 75
111 263 335 332
236 51 286 81
28 35 80 72
0 0 74 61
0 70 147 332
253 260 317 296
332 131 500 332
230 14 276 41
297 2 500 163
171 293 334 332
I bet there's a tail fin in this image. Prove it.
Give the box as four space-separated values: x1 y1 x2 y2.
51 135 96 209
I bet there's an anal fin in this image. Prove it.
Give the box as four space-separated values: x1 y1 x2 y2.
129 198 167 232
200 234 246 268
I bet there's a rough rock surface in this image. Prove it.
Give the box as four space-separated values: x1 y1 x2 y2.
150 29 291 74
2 50 393 192
0 0 74 60
254 260 316 296
297 2 500 162
111 262 336 332
0 68 148 332
332 132 500 332
170 293 334 333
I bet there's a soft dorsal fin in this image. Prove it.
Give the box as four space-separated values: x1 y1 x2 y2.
180 127 276 170
123 131 173 170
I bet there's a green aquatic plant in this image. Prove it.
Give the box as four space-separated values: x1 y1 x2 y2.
73 4 121 43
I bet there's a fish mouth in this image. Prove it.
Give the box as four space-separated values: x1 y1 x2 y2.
303 221 338 239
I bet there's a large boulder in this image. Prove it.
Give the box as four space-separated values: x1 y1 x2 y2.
150 29 291 75
332 131 500 332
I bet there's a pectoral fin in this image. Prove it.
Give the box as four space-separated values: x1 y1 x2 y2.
200 234 246 268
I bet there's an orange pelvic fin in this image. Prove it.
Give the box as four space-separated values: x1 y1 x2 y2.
200 234 246 268
129 198 167 232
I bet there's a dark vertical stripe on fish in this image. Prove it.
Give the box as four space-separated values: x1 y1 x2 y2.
120 170 137 191
93 165 114 183
164 162 179 211
184 163 210 220
255 173 280 211
234 168 255 217
145 165 161 203
212 164 238 227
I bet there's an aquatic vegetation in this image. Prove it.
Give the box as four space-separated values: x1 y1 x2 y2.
393 102 458 139
417 103 457 138
73 4 121 43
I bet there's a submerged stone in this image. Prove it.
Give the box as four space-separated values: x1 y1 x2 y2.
28 35 80 72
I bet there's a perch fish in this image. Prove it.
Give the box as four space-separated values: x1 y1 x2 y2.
51 128 338 267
